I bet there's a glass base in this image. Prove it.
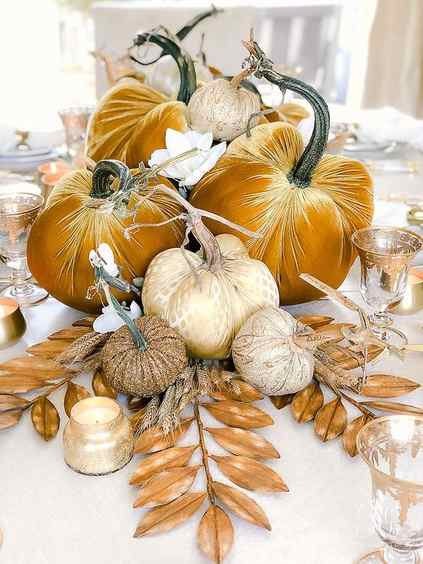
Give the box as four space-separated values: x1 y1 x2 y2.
357 548 421 564
1 283 48 307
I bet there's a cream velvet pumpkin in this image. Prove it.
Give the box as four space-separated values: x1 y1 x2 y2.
140 188 280 359
232 307 314 395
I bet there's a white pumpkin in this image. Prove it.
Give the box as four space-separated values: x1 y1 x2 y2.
187 71 261 141
147 55 213 98
232 307 314 395
141 190 279 359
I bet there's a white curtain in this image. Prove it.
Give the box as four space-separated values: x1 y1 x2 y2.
363 0 423 117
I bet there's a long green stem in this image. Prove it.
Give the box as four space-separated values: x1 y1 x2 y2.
132 32 197 103
243 40 330 188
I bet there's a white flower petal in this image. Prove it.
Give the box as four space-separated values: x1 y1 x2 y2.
184 130 202 147
148 148 170 167
197 131 213 151
129 301 142 319
165 129 191 157
89 249 100 267
98 243 114 263
93 311 124 333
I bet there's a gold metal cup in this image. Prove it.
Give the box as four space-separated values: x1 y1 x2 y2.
0 297 26 348
63 397 134 476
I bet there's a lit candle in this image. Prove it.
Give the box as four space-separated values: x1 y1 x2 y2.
37 160 70 176
63 397 134 475
0 297 26 348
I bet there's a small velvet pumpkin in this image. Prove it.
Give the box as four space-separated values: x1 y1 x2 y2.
190 41 374 305
86 33 196 168
27 160 184 313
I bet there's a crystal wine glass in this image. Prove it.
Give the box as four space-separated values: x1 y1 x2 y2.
357 415 423 564
0 192 48 306
58 105 93 159
352 227 422 344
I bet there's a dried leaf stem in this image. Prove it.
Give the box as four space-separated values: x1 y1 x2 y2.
194 400 216 505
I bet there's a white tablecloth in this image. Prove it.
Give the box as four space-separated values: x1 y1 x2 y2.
1 163 423 564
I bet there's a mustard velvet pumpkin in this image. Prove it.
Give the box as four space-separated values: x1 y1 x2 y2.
27 160 184 313
190 42 374 305
86 32 196 168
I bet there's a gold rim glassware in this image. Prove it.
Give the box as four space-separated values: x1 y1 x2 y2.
357 415 423 564
0 192 48 307
352 226 423 345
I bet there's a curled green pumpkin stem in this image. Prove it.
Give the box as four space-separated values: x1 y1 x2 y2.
131 31 197 103
242 38 330 188
125 184 260 271
131 6 221 67
91 159 132 199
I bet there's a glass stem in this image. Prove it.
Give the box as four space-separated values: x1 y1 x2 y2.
10 257 33 297
384 546 417 564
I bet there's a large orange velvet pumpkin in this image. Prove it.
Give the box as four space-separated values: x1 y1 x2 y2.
86 33 196 168
27 160 183 313
190 41 374 305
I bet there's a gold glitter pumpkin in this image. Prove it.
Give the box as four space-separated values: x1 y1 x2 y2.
102 316 188 397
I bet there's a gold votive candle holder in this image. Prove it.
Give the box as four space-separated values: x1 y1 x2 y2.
63 397 134 476
0 297 26 348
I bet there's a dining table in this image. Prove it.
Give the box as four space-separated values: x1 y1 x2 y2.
1 149 423 564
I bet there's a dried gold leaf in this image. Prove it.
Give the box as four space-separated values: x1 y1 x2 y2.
72 316 97 327
361 374 420 398
342 415 372 457
129 445 198 485
64 382 91 417
133 466 200 508
26 340 71 359
134 418 194 454
213 481 271 530
295 315 334 329
291 382 323 423
48 326 91 341
314 323 356 343
206 427 279 460
134 492 206 537
0 394 29 410
92 370 117 399
31 397 60 441
210 455 288 493
0 356 63 379
270 394 294 410
209 380 263 402
202 401 273 429
0 374 48 394
314 398 347 442
361 400 423 416
198 506 234 563
0 409 23 430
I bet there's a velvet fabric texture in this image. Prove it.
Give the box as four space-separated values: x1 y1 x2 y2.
190 122 374 304
86 78 188 167
27 170 184 313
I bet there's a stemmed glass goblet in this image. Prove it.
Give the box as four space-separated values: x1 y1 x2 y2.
352 227 423 345
357 415 423 564
0 192 48 307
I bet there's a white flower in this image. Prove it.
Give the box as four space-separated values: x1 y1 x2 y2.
148 128 226 186
89 243 119 277
93 301 142 334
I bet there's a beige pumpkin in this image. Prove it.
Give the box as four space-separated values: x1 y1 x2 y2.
140 187 279 359
232 307 314 395
187 70 261 141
